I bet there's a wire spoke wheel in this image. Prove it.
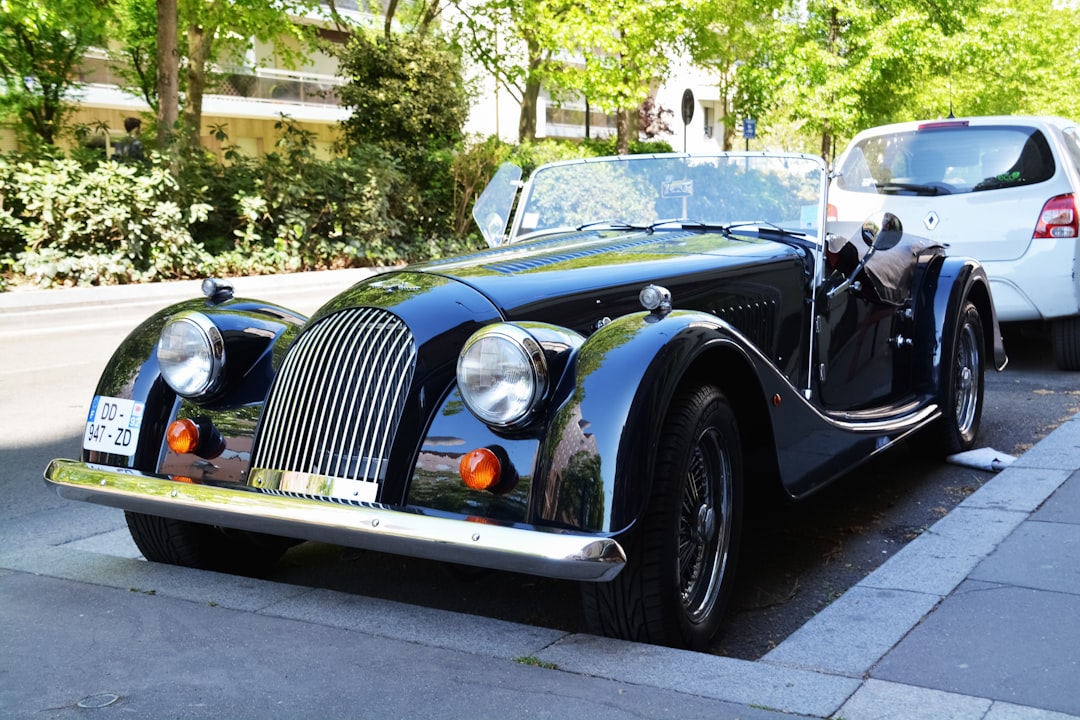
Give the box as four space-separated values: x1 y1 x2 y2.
677 426 733 624
953 320 981 439
581 383 742 650
922 300 985 456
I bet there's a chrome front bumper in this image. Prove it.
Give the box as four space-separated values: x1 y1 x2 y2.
44 459 626 582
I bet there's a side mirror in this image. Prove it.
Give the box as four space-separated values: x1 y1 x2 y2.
860 212 903 251
828 212 904 300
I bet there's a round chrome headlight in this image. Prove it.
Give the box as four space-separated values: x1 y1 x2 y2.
457 324 548 427
156 312 225 398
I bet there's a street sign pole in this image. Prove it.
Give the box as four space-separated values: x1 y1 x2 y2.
742 118 756 151
681 89 694 153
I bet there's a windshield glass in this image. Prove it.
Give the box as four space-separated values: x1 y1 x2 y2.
836 125 1056 195
510 153 827 240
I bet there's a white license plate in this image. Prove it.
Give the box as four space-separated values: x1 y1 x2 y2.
84 396 144 457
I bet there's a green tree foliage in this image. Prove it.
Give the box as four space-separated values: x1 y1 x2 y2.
561 1 704 153
742 0 975 159
111 0 160 111
336 30 470 237
378 0 445 39
920 0 1080 119
178 0 319 148
454 0 572 142
337 30 469 154
734 0 1079 154
686 0 784 150
533 0 710 154
456 0 715 150
0 0 111 145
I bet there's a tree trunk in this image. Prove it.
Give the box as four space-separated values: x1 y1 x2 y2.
615 108 630 154
720 75 734 151
156 0 179 150
182 24 213 151
384 0 399 40
519 74 541 142
517 39 544 143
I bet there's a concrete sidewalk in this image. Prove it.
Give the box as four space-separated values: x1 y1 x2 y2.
2 271 1078 719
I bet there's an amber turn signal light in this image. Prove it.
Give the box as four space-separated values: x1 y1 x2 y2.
167 418 200 455
459 448 501 491
166 417 225 459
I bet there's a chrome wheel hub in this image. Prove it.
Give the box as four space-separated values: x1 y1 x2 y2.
695 504 716 544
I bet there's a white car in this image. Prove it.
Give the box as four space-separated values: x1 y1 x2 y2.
830 115 1080 369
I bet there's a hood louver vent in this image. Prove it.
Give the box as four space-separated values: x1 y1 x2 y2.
483 233 691 274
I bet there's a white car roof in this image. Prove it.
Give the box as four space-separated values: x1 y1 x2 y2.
846 115 1078 141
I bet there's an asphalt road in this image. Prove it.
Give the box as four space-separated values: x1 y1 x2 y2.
3 277 1077 661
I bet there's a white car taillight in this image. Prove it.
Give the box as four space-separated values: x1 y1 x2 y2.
1034 194 1078 239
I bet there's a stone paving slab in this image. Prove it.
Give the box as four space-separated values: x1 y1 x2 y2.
1010 416 1080 472
871 581 1080 717
263 586 567 660
857 505 1026 596
838 679 992 720
1032 470 1080 524
969 520 1080 594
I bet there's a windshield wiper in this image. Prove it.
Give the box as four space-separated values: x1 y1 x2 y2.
575 219 649 232
874 181 952 196
574 218 812 241
639 218 729 233
720 220 811 238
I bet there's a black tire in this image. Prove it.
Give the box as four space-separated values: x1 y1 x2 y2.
928 301 985 456
581 384 743 650
1051 316 1080 371
125 511 297 576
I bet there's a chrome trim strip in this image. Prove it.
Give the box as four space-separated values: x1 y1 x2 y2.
44 460 626 582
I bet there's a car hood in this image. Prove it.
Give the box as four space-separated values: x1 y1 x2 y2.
405 228 805 334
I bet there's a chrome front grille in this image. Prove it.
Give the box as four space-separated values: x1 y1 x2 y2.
250 307 416 501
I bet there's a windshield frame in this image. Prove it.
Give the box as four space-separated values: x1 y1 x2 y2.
506 152 830 247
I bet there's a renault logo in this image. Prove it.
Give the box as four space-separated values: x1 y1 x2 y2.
924 211 940 231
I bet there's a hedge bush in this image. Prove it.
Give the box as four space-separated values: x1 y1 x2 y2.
0 131 673 290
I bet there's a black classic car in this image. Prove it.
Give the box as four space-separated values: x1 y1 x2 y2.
45 152 1005 650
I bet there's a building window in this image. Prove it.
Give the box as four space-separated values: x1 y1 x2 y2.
544 105 618 138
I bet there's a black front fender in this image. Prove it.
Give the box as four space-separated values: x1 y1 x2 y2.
83 298 305 476
920 256 1007 394
533 310 766 535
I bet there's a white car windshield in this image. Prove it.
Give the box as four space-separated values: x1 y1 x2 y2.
510 153 828 240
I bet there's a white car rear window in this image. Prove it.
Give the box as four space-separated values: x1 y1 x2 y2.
836 124 1056 196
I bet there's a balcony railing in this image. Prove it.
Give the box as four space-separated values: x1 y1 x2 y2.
216 66 343 107
75 54 344 108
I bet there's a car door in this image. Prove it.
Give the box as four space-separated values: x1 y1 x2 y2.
814 278 902 411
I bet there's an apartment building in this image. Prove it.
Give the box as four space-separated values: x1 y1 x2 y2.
3 3 731 157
